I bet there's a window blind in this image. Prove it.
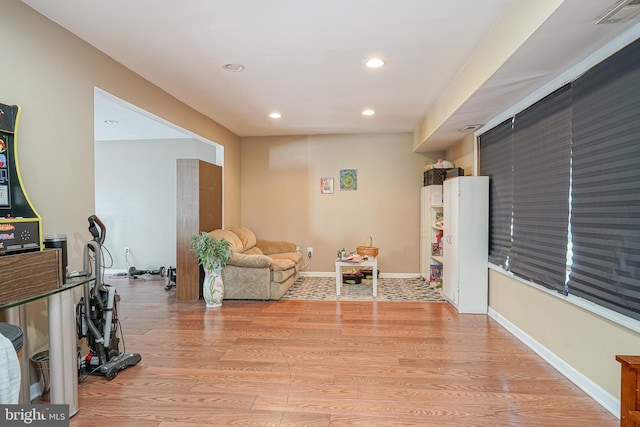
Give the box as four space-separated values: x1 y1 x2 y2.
510 86 572 292
480 37 640 319
479 119 513 268
569 39 640 320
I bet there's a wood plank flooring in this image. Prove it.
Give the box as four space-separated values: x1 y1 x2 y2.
67 277 618 426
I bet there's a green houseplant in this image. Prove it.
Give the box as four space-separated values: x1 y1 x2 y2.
190 232 233 308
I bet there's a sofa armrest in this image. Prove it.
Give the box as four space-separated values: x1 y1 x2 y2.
227 252 272 269
255 238 298 256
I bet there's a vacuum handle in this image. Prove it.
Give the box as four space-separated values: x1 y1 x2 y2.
88 214 106 245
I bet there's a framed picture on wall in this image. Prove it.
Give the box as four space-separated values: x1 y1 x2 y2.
321 177 334 194
340 169 357 191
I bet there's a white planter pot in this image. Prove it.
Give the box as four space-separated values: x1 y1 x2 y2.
203 269 224 308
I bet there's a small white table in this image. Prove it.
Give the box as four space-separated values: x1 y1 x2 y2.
335 257 378 297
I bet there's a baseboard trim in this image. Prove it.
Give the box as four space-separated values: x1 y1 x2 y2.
104 268 128 275
300 272 421 279
108 269 421 280
488 307 619 418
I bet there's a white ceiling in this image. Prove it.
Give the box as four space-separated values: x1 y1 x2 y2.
20 0 640 151
93 91 192 142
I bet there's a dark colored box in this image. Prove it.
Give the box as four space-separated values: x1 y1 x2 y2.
358 268 380 279
342 272 363 284
424 169 448 186
423 168 465 186
445 167 465 179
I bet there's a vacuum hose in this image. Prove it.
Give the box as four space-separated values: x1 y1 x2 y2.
82 240 104 342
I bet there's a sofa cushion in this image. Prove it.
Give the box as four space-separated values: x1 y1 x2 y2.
270 252 303 265
271 258 297 283
227 252 272 268
228 227 257 252
271 257 295 271
244 246 263 255
256 239 297 255
208 229 243 253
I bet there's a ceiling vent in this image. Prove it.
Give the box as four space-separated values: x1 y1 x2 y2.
596 0 640 24
458 124 483 133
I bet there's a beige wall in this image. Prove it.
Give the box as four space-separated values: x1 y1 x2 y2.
445 134 475 175
1 1 241 355
240 133 437 273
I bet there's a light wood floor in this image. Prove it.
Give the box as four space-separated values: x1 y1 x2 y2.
67 277 618 426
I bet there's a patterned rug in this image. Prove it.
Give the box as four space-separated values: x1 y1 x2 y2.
282 276 445 302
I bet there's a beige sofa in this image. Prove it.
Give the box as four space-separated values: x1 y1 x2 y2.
208 226 303 300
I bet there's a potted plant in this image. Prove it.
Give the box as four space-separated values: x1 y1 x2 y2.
190 232 232 308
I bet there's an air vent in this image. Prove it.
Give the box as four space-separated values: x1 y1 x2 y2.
458 124 483 133
596 0 640 24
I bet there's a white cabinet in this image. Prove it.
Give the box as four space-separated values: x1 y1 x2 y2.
442 176 489 314
420 185 444 284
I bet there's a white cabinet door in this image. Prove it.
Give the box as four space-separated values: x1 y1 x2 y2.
442 176 489 313
442 179 459 306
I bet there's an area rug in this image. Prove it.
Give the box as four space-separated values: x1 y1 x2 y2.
282 276 445 302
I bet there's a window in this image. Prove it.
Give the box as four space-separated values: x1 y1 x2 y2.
510 86 571 293
480 86 571 293
479 118 513 269
480 37 640 320
568 38 640 319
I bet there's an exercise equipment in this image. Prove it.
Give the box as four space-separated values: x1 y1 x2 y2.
76 215 141 380
164 266 176 290
128 265 166 279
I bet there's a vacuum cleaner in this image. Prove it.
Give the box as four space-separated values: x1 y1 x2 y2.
76 214 141 380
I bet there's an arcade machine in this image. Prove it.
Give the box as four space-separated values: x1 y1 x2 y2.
0 103 42 254
0 102 56 407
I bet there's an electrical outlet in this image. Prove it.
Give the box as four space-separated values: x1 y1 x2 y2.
125 247 130 255
307 247 313 258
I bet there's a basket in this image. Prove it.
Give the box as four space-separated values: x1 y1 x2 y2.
30 350 50 393
356 236 379 257
423 167 464 186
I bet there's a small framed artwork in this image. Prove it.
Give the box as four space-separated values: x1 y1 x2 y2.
340 169 357 191
321 177 334 194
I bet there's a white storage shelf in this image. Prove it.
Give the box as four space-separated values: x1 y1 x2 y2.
420 185 444 287
441 176 489 314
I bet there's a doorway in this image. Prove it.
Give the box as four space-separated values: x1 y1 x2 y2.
93 88 223 272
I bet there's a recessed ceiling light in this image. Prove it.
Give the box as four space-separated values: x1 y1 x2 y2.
362 109 375 116
269 112 282 119
365 57 386 69
222 63 245 72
